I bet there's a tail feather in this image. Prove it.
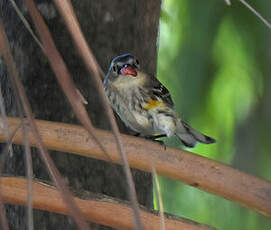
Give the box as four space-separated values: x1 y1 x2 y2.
175 120 216 148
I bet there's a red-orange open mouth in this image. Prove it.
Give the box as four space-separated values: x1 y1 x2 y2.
120 65 137 77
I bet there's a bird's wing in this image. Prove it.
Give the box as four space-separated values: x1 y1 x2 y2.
147 75 174 107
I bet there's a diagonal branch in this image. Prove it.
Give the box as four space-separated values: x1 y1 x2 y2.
22 124 34 230
8 0 44 51
21 0 108 161
52 1 143 229
239 0 271 30
0 16 90 230
1 117 271 217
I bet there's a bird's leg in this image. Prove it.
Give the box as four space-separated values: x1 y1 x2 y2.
148 134 167 139
133 132 141 137
145 134 167 150
133 133 167 149
154 139 167 150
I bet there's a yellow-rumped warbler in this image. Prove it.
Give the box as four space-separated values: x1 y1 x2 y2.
103 54 215 147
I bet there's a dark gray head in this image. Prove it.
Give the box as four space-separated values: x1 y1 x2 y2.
104 54 140 84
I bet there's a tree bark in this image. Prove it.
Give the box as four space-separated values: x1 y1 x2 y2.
0 0 161 229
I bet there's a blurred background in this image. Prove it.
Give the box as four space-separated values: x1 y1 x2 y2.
155 0 271 229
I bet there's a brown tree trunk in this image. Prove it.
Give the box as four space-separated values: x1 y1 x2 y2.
0 0 161 229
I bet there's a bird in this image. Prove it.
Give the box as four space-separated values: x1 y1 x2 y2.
103 54 216 147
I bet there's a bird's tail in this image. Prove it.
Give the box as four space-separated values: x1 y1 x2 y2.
175 120 216 148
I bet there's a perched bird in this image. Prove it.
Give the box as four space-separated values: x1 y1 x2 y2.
103 54 215 147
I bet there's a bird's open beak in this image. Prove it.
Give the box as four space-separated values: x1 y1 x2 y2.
120 65 137 77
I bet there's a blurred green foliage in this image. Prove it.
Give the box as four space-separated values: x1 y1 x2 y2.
155 0 271 229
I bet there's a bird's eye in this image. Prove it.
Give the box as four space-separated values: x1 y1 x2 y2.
112 65 117 73
122 64 128 69
135 59 139 66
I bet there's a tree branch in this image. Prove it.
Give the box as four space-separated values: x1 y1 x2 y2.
0 117 271 217
0 177 216 230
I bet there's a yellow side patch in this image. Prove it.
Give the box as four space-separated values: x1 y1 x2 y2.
143 99 165 110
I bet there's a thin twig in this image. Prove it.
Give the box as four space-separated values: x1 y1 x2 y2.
0 120 22 156
0 85 14 157
0 106 20 230
239 0 271 30
152 165 165 230
0 106 23 230
0 120 22 230
22 122 34 230
8 0 44 51
0 16 91 230
0 121 10 230
52 1 142 229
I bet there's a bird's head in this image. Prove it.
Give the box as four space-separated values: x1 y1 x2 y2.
104 54 140 84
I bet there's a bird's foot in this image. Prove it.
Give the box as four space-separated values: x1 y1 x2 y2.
145 134 167 150
133 133 141 137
